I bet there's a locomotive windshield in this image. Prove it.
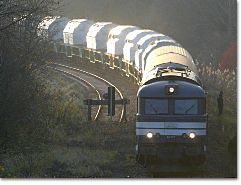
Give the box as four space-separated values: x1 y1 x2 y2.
141 98 204 115
174 99 198 115
144 99 168 114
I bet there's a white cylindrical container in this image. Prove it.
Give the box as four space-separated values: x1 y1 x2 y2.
123 29 156 63
63 19 94 45
106 25 139 56
86 22 117 51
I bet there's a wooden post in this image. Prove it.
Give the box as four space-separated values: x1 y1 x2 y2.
87 99 92 121
123 101 127 122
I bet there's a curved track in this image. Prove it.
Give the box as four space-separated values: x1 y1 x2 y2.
49 66 102 121
49 63 125 122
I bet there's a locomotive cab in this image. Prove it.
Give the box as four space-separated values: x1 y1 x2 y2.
136 79 207 165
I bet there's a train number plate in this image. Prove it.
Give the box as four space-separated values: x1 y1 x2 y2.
166 135 176 139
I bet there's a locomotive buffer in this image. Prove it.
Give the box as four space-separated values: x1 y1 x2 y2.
84 86 129 122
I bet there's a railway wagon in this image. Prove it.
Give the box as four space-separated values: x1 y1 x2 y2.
134 34 172 73
141 37 177 72
123 29 156 63
63 19 94 58
106 25 139 71
123 29 156 81
85 22 116 64
38 16 69 53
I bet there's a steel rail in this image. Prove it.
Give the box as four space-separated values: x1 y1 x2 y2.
52 63 125 122
49 66 102 121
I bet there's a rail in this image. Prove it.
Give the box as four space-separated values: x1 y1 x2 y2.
50 63 125 122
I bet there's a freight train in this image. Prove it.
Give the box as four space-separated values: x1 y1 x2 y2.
38 16 207 165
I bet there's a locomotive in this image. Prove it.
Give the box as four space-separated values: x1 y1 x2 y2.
38 16 207 165
136 45 207 165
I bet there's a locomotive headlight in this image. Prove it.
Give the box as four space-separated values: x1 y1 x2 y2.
166 85 177 95
189 132 196 139
147 132 153 139
169 87 175 93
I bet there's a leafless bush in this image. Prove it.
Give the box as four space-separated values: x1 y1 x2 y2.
197 62 236 113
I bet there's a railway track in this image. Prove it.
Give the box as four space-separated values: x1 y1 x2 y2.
49 66 102 121
49 62 125 122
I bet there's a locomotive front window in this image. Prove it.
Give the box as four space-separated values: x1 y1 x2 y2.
145 99 168 115
174 99 198 115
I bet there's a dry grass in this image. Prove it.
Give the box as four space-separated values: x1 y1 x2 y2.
0 65 147 178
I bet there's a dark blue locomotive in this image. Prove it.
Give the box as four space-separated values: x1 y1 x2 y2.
136 44 207 165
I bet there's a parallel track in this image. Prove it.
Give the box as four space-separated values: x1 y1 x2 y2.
49 63 125 122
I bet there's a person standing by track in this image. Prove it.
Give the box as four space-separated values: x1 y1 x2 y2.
217 91 223 115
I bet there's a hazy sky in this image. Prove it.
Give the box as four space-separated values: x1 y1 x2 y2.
59 0 237 60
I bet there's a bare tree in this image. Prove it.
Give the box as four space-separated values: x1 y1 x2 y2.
0 0 62 69
0 0 62 124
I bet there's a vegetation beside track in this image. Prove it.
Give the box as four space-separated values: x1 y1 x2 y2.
0 67 84 177
0 64 147 178
198 63 237 177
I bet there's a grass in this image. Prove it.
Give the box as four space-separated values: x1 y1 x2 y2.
0 66 147 178
1 121 147 178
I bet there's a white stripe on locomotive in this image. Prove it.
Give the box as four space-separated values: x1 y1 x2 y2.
136 122 206 129
136 122 207 136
